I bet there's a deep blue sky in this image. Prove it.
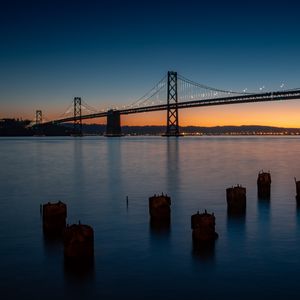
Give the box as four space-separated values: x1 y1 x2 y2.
1 0 300 124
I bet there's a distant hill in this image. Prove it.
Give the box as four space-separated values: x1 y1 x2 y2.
1 119 300 136
0 118 73 136
76 124 300 135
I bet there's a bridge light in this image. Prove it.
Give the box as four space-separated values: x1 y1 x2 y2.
243 88 247 92
280 83 285 88
259 86 265 91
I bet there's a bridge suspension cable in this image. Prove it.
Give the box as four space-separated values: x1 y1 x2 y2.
58 101 74 118
178 74 251 95
81 99 99 113
177 74 253 103
129 75 167 108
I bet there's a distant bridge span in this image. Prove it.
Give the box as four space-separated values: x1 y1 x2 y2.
40 72 300 136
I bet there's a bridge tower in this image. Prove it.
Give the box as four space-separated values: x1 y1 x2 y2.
106 109 122 137
36 110 42 125
73 97 82 135
165 71 180 136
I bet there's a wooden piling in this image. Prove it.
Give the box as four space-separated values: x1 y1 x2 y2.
257 171 271 198
149 193 171 220
64 223 94 262
191 210 218 241
226 185 246 213
295 178 300 202
42 201 67 234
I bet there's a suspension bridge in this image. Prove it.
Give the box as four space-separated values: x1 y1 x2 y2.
35 71 300 136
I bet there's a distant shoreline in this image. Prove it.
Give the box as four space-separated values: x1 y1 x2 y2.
1 118 300 137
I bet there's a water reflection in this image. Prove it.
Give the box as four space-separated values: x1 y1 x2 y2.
149 219 171 238
166 138 180 194
43 234 63 257
107 139 123 200
64 258 95 283
258 192 271 201
295 200 300 227
227 210 246 232
192 240 216 262
226 209 246 260
73 139 84 188
257 197 271 221
256 197 271 240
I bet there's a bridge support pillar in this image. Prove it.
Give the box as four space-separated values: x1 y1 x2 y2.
106 110 122 137
164 71 181 136
36 110 42 125
73 97 82 136
34 110 43 135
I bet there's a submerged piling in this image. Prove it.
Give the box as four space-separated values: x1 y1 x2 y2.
257 171 271 198
226 185 246 213
191 210 218 241
42 201 67 234
295 178 300 202
64 222 94 262
149 193 171 221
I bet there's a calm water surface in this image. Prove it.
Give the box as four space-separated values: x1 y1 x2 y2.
1 136 300 299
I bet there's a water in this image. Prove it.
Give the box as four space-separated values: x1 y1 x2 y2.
1 136 300 299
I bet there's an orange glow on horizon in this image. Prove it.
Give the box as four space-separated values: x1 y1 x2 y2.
3 100 300 128
120 101 300 128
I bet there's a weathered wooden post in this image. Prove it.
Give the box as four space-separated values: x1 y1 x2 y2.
257 171 271 198
64 222 94 262
191 210 218 242
295 178 300 202
149 193 171 220
226 185 246 213
42 201 67 234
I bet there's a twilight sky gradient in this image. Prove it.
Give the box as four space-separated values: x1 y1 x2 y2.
1 0 300 126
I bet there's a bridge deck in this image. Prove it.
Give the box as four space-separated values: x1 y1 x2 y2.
49 89 300 124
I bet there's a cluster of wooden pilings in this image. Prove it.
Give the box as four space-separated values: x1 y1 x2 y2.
149 170 300 246
41 201 94 267
41 170 300 263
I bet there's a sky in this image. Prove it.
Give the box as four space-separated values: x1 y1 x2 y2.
1 0 300 127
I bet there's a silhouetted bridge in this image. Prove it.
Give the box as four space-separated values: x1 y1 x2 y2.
38 72 300 136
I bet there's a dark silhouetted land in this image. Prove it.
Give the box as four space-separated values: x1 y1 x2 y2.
1 119 300 136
